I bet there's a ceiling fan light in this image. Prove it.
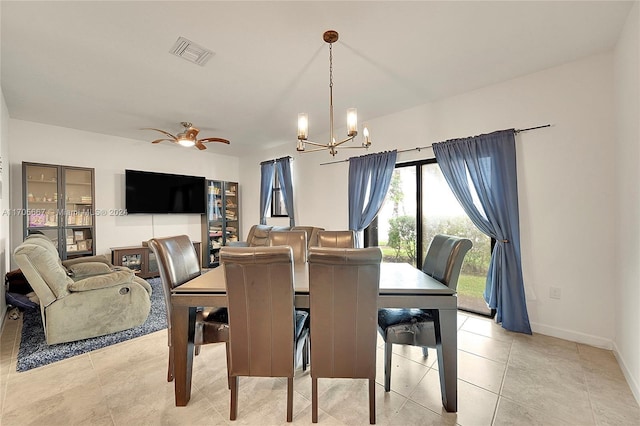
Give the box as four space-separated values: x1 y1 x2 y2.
177 137 195 147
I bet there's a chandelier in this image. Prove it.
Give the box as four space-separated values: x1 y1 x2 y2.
297 30 371 157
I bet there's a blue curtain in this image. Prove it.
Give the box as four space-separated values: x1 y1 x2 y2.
259 161 275 225
348 150 397 247
433 129 531 334
276 157 295 227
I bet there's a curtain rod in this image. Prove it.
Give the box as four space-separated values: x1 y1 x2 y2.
260 155 293 165
318 124 551 166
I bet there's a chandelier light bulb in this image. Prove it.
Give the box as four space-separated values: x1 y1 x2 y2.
347 108 358 137
298 113 309 140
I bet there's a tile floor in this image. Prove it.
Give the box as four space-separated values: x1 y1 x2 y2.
1 311 638 425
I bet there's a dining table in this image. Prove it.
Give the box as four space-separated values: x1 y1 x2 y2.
170 262 459 412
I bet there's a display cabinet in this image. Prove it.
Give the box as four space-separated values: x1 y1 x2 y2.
22 162 95 259
201 180 239 268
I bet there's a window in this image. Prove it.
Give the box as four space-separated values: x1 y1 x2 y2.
271 171 288 217
365 158 495 317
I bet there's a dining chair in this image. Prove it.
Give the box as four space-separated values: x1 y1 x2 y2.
148 235 230 383
308 247 382 424
316 230 356 248
220 246 309 422
377 234 472 392
268 230 308 265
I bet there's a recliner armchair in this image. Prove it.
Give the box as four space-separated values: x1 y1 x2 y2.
13 234 152 345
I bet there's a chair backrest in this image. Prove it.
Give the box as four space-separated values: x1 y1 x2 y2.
307 247 382 379
422 234 473 291
290 226 324 248
220 246 296 378
268 230 307 266
13 238 71 307
316 230 356 248
148 235 201 342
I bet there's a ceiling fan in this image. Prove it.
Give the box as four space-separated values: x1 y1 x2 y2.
143 122 230 150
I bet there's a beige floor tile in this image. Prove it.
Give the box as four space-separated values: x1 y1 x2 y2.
458 350 505 394
493 396 570 425
388 399 454 425
458 329 512 364
460 316 515 343
511 332 580 363
501 360 594 425
410 369 499 426
375 347 430 397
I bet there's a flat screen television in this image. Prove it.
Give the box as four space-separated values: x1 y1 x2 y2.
125 169 206 214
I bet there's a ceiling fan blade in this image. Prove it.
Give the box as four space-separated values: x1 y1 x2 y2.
198 137 230 145
195 141 207 150
151 138 174 144
141 128 177 140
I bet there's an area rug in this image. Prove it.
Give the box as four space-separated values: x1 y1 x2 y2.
17 278 166 372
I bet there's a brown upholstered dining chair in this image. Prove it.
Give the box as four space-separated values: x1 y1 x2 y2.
268 230 308 265
377 234 472 392
220 246 309 422
308 247 382 424
148 235 229 382
316 230 356 248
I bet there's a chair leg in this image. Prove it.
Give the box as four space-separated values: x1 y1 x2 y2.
384 340 392 392
422 346 429 357
302 337 309 371
225 342 232 390
195 345 201 356
230 375 239 421
286 377 293 422
167 346 174 382
312 377 318 423
369 378 376 425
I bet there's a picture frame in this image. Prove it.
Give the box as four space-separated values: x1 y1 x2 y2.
67 244 78 252
77 240 87 251
74 230 84 241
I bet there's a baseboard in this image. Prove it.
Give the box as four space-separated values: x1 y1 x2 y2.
529 321 613 350
612 342 640 406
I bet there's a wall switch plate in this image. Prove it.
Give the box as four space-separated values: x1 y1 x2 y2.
549 287 562 299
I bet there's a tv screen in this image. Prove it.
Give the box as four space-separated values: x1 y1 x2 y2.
125 169 206 214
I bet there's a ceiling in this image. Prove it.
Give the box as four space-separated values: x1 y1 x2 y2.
1 1 633 157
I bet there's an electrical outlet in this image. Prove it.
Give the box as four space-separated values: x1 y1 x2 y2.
549 287 561 300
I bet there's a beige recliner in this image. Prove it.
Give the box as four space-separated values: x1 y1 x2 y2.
13 234 152 345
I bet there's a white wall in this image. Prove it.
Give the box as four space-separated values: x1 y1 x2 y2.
0 89 9 327
8 120 239 264
240 53 619 350
613 2 640 403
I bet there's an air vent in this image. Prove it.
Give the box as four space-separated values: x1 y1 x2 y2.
169 37 214 66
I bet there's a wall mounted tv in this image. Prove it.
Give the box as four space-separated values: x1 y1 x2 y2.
125 169 206 214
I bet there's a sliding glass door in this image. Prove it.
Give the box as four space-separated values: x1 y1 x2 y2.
367 159 493 316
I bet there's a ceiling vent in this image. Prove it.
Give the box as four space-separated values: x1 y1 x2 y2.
169 37 214 66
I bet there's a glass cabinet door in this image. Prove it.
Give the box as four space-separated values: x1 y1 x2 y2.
224 182 239 244
64 168 93 227
25 164 59 229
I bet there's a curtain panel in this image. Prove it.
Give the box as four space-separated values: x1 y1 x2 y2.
348 150 397 247
259 162 275 225
433 129 531 334
276 157 295 227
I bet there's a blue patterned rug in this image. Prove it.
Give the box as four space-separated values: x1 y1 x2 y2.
17 278 167 372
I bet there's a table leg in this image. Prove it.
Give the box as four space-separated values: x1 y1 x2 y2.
173 305 196 406
436 308 457 412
